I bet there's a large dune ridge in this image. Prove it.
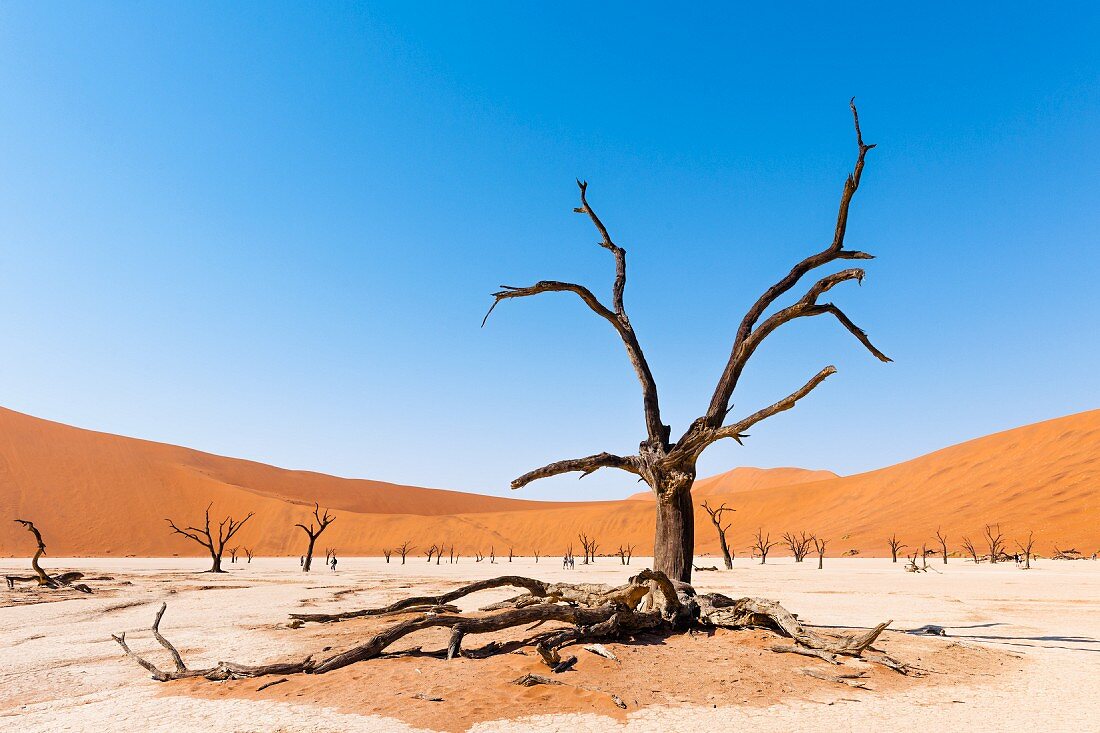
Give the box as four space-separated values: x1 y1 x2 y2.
0 405 1098 558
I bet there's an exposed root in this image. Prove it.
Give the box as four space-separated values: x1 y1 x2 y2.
114 570 917 685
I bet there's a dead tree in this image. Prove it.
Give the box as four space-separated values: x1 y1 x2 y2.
425 546 438 563
1016 532 1036 569
813 536 828 569
7 519 91 592
229 547 238 564
490 546 496 564
701 501 734 569
961 536 980 564
475 551 484 563
533 548 540 563
383 549 392 563
244 548 254 563
397 542 414 565
1053 546 1081 560
483 101 888 582
449 545 455 564
783 531 813 562
294 503 335 573
616 544 636 565
436 543 444 565
578 533 599 564
935 527 948 565
984 524 1005 563
116 571 915 684
752 529 779 565
887 534 907 563
508 547 514 562
166 503 253 573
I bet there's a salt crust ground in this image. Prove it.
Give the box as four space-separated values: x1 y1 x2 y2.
1 557 1098 732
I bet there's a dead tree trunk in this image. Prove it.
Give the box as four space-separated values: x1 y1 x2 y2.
295 503 335 573
578 533 599 564
984 524 1005 563
701 501 734 569
935 528 948 564
484 101 889 583
8 520 92 592
888 533 906 563
961 536 980 564
814 536 828 569
533 549 540 563
397 542 413 565
437 543 444 565
166 503 254 573
383 549 392 563
1016 532 1035 569
244 548 254 563
752 529 778 565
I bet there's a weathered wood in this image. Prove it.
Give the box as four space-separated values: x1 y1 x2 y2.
295 503 335 572
166 503 253 573
483 101 888 583
701 501 734 569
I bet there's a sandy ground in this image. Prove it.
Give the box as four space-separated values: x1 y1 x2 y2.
1 557 1098 732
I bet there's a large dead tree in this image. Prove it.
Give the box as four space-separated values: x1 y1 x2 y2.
166 503 254 573
295 503 335 572
783 531 814 562
483 100 888 582
701 501 734 569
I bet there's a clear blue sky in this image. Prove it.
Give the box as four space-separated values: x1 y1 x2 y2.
1 3 1097 501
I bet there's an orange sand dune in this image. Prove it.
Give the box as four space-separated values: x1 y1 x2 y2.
627 466 838 500
1 406 1098 559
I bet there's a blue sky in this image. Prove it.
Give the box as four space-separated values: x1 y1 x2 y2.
0 3 1097 501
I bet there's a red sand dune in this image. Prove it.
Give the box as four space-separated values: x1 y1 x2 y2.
1 406 1098 559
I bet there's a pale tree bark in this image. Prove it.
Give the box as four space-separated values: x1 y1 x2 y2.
166 504 253 573
6 519 91 592
486 100 889 583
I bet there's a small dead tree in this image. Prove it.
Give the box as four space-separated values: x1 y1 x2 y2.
533 548 540 563
984 524 1005 563
961 536 980 564
701 501 734 569
449 545 455 564
7 519 91 592
921 543 931 570
229 547 239 564
1016 532 1036 569
244 548 254 563
935 527 948 565
577 533 600 564
490 546 496 564
887 534 907 563
436 543 444 565
166 503 254 573
475 550 485 562
752 529 779 565
616 544 636 565
813 536 828 569
383 549 392 563
783 531 813 562
509 547 514 562
425 545 438 563
397 541 414 565
295 503 335 572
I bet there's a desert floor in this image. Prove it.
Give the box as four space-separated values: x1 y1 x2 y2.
1 556 1097 732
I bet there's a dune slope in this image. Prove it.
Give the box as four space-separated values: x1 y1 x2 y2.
1 406 1097 558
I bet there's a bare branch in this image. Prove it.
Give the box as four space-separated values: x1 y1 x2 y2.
710 366 838 447
510 451 639 490
705 99 882 425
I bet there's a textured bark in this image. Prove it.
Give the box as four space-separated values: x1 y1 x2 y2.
9 520 92 592
485 101 889 584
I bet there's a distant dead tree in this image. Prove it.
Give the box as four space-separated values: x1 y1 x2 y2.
984 524 1005 563
701 501 734 569
449 545 455 564
436 543 444 565
475 550 484 562
578 533 599 564
533 548 540 563
295 504 335 573
616 544 636 565
6 519 91 592
783 531 813 562
961 536 980 563
752 529 779 565
813 536 828 569
244 548 254 563
397 541 414 565
887 534 907 563
935 527 949 565
383 548 392 563
490 546 496 564
1052 546 1081 560
484 102 888 584
166 503 254 573
921 543 931 570
508 547 514 562
425 545 438 563
1016 532 1036 569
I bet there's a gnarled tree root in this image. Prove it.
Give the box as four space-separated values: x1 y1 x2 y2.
113 570 919 683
